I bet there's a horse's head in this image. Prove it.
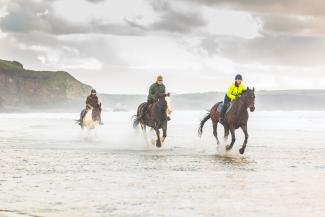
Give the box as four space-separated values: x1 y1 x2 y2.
244 87 255 112
165 95 173 115
157 93 173 115
92 103 102 121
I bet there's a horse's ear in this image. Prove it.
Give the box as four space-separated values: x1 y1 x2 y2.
253 87 255 91
247 87 250 90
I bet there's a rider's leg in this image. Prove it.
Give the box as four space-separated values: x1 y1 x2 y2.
140 100 152 119
219 96 230 123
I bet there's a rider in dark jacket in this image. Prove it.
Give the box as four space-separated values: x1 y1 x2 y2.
86 90 100 109
80 89 104 125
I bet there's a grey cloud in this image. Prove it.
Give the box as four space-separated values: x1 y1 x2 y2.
86 0 105 3
130 0 208 33
1 31 125 72
215 34 325 66
151 9 206 33
185 0 325 16
199 37 219 56
0 0 207 36
0 0 144 36
185 0 325 36
259 14 325 36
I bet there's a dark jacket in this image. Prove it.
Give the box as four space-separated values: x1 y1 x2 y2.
147 82 166 102
86 94 99 108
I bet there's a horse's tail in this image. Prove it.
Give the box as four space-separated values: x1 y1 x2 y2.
198 112 211 137
133 102 147 129
132 115 140 128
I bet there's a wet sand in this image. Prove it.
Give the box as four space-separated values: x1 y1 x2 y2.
0 111 324 217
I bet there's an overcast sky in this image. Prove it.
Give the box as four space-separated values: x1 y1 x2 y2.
0 0 324 94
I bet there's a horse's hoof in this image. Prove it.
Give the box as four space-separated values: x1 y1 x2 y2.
226 145 232 151
239 148 245 155
156 143 161 148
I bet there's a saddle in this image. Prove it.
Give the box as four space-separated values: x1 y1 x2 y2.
216 102 233 113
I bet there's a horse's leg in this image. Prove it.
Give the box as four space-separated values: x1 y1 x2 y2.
239 125 248 154
212 122 220 145
149 128 155 145
155 128 162 148
141 124 149 146
224 127 229 143
211 110 220 144
226 126 236 151
161 121 167 143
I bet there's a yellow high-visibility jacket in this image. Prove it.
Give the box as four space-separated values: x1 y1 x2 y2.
226 83 246 100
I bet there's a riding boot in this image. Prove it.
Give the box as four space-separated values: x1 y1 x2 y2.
167 116 171 121
219 105 227 124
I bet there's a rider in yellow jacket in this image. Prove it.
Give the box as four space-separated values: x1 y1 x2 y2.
219 74 246 123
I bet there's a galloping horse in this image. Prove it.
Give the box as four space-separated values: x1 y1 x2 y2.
78 104 102 130
198 88 255 154
133 94 172 148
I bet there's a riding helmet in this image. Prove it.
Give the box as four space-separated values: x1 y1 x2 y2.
235 74 243 81
91 89 96 93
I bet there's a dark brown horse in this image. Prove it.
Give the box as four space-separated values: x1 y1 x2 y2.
198 88 255 154
133 94 172 148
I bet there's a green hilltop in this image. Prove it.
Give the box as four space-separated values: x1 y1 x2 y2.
0 59 92 111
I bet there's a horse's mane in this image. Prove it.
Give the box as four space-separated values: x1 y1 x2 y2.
232 88 253 106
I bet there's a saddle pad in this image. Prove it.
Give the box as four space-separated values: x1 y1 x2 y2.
217 102 224 113
216 102 233 113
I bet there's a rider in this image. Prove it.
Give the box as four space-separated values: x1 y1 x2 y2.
219 74 246 124
80 89 104 125
140 75 170 120
147 75 166 103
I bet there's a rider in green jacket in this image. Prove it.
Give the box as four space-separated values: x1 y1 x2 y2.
147 75 166 103
219 74 246 123
139 75 170 120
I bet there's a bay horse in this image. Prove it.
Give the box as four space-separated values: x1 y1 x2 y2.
198 88 255 154
77 104 102 130
133 94 172 148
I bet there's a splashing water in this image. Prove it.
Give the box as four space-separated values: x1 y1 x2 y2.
0 111 324 217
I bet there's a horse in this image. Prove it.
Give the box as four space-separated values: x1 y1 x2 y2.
198 88 255 154
133 94 172 148
77 104 102 130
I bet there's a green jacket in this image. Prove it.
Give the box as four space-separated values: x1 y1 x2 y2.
226 83 246 100
147 82 166 102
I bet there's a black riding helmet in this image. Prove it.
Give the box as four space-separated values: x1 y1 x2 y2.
91 89 96 94
235 74 243 81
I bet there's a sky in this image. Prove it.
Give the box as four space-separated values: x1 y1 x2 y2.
0 0 324 94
